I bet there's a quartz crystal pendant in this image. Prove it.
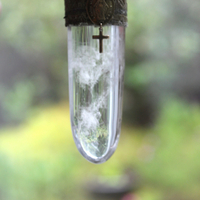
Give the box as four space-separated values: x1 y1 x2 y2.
68 25 125 163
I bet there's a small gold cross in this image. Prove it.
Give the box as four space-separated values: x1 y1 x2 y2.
93 23 109 53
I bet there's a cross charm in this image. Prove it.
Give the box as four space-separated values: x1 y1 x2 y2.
93 23 109 53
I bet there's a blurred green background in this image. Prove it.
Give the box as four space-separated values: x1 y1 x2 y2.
0 0 200 199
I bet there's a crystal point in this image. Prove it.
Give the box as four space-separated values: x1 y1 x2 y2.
68 26 125 163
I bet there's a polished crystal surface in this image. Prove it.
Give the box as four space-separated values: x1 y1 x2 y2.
68 25 125 163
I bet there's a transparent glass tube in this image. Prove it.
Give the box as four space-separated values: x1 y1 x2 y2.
68 25 125 164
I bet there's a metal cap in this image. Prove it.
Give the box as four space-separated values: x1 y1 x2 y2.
64 0 127 27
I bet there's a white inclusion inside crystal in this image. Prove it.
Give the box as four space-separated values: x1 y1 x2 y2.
70 46 112 89
80 109 100 135
71 45 114 151
78 91 109 136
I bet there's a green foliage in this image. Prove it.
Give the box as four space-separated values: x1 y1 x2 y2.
137 99 200 199
0 104 81 200
0 99 199 200
0 0 68 125
1 0 200 126
0 80 36 123
124 0 200 126
0 0 200 199
0 0 65 55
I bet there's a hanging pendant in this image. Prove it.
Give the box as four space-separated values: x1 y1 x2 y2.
64 0 127 164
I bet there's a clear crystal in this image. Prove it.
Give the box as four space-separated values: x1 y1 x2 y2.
68 25 125 164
